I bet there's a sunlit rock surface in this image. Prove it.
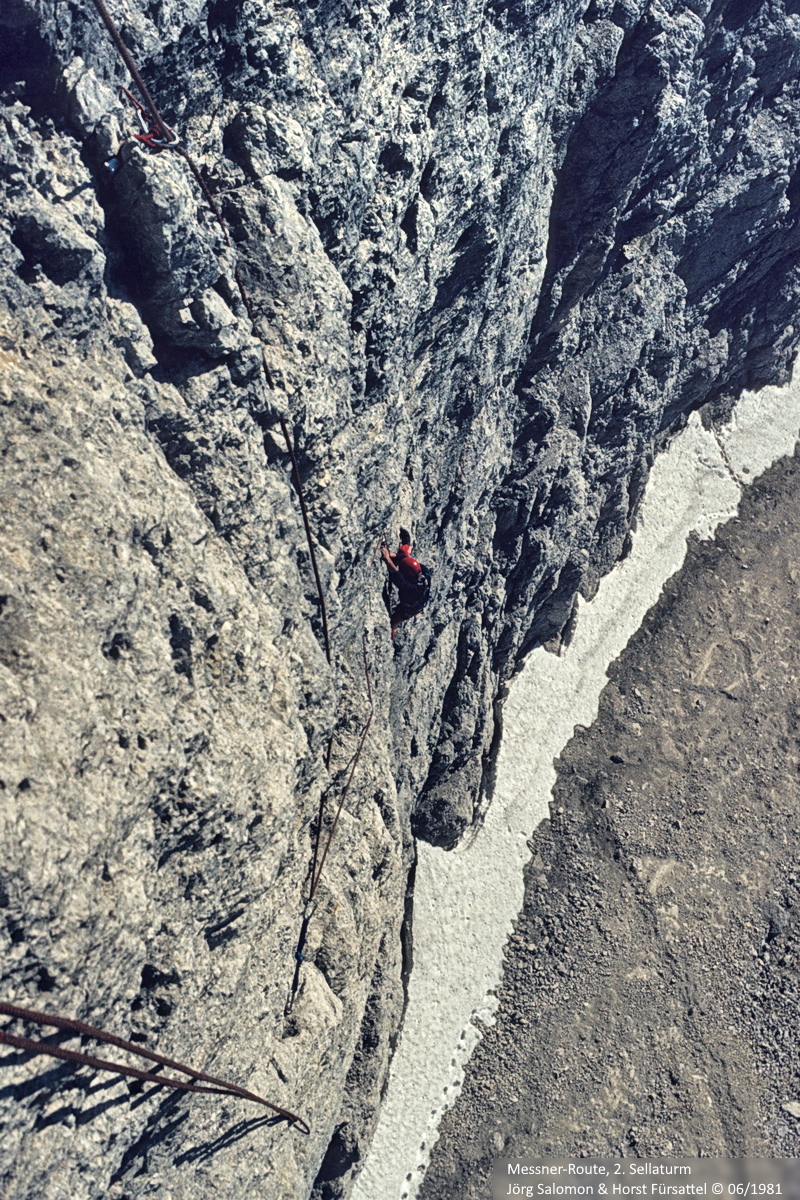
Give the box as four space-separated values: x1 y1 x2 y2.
2 0 800 1194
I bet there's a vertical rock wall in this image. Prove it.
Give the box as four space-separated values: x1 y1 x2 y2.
1 0 800 1195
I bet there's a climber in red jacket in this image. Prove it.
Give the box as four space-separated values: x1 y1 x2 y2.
381 528 429 638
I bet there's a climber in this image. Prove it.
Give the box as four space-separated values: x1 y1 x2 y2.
381 527 431 638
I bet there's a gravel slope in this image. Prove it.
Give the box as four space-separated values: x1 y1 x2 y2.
420 443 800 1197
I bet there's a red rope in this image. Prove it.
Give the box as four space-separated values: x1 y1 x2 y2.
84 0 370 1024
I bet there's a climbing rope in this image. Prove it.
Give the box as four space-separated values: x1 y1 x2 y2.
278 414 331 665
89 0 173 143
85 0 370 1025
0 1001 310 1132
89 0 331 665
286 631 374 1012
309 633 374 900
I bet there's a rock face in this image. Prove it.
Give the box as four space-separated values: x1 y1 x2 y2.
1 0 799 1196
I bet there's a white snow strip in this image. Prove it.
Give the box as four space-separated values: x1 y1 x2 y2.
353 369 800 1200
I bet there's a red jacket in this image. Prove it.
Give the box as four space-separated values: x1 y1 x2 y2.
396 544 422 582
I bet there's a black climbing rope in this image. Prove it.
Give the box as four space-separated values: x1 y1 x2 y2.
286 632 374 1012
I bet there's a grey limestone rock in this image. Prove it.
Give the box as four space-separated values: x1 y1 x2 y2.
2 0 800 1194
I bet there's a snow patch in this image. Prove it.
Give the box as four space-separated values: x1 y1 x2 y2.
353 369 800 1200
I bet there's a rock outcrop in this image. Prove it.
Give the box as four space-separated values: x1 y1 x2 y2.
1 0 800 1195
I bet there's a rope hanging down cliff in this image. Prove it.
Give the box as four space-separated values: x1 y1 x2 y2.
86 0 373 1021
286 631 374 1013
89 0 331 665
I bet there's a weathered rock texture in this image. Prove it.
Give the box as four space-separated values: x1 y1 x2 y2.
1 0 800 1195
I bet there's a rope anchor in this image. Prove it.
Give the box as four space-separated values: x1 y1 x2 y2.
120 85 181 148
